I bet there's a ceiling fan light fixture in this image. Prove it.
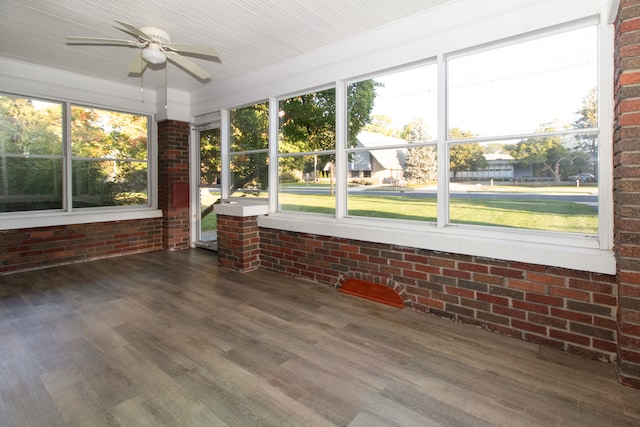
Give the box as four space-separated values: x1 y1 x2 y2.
142 44 166 64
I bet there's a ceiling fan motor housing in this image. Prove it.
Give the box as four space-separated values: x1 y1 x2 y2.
139 27 171 45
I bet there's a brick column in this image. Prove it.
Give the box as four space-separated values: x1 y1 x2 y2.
157 120 190 250
216 215 261 272
615 0 640 388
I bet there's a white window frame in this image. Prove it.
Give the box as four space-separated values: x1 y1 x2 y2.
0 93 161 230
260 15 615 274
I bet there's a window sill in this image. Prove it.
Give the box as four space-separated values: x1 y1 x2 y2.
258 212 616 275
0 207 163 231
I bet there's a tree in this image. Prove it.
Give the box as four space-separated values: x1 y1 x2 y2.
447 128 486 179
279 81 378 190
363 114 396 136
404 146 437 184
402 117 437 184
507 135 566 182
401 117 431 142
573 87 598 179
0 96 63 209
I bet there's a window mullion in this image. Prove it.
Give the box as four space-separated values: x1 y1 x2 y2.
220 109 230 200
63 102 72 212
437 53 448 228
335 80 347 219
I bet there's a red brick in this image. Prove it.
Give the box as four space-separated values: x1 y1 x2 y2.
526 293 564 307
457 262 489 274
513 300 549 315
620 71 640 86
620 112 640 125
527 271 567 287
550 307 592 324
507 279 547 293
548 286 590 302
477 292 509 306
490 266 524 279
511 319 547 335
549 329 590 346
492 305 526 319
445 286 475 299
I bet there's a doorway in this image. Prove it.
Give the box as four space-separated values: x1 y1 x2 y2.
196 127 221 250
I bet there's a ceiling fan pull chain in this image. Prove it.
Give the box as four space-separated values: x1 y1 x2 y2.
140 56 144 104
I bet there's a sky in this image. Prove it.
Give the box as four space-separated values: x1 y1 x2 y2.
369 25 597 140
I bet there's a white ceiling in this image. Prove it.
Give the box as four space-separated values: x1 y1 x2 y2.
0 0 453 93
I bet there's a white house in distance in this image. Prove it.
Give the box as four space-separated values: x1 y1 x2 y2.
350 134 534 183
349 131 407 184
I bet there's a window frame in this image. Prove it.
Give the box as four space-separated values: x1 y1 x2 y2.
0 93 160 230
258 16 615 274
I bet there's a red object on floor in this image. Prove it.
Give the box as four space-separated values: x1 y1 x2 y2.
338 279 404 308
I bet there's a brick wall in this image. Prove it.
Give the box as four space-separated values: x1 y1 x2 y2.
615 0 640 388
260 229 618 362
0 219 162 273
217 215 261 271
157 120 191 250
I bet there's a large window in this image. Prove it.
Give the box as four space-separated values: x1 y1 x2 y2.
0 94 151 214
447 25 598 234
347 64 438 222
221 14 612 273
277 88 336 214
229 102 269 198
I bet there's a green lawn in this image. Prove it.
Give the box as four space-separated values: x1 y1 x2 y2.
278 193 598 234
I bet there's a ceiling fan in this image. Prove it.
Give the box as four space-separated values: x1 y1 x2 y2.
65 21 221 80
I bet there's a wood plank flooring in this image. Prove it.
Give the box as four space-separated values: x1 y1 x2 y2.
1 249 639 426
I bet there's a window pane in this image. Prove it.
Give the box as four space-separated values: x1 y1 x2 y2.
71 106 149 209
200 128 221 185
72 160 148 207
448 26 597 138
279 88 336 154
0 95 63 213
350 64 437 142
0 157 63 212
278 155 335 215
0 96 63 155
448 137 598 234
230 102 269 151
348 143 437 222
278 88 336 214
230 152 268 198
346 64 438 222
71 106 148 160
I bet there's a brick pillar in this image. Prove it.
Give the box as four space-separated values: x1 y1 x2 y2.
615 0 640 388
157 120 190 250
216 215 260 272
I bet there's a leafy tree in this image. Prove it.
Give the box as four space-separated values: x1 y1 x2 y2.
447 128 486 179
404 146 437 183
363 114 396 136
0 96 63 209
401 117 437 184
573 87 598 179
280 81 378 181
506 127 588 182
401 117 431 142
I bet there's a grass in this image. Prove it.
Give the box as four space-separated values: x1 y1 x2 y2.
278 193 598 234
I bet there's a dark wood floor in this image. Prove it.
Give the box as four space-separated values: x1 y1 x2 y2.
1 249 639 426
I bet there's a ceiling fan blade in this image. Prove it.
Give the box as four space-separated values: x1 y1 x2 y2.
166 51 210 80
65 36 139 46
128 53 147 74
168 43 221 62
114 21 152 41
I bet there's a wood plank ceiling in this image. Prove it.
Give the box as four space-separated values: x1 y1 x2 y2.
0 0 452 92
